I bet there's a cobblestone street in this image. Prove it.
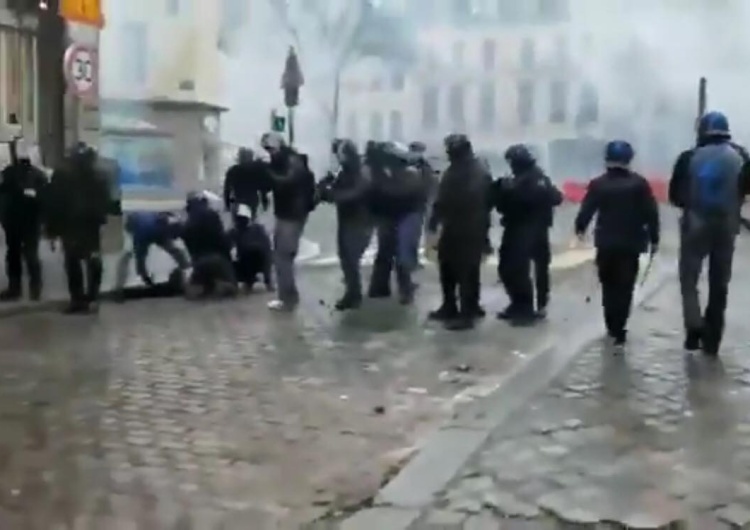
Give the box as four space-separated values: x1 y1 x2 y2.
0 260 598 529
416 251 750 528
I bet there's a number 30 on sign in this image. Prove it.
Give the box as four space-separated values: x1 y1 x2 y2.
59 0 105 28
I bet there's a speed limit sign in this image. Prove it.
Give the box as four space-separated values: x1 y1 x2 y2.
63 44 98 99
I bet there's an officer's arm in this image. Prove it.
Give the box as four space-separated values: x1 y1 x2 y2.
668 150 692 208
639 177 661 249
427 173 448 232
733 144 750 197
330 168 371 204
223 168 234 210
574 180 599 235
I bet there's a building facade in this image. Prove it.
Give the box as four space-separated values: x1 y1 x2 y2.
98 0 247 194
338 0 606 175
0 1 39 162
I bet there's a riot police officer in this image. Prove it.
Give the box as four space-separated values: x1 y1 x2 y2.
0 138 48 301
46 143 110 313
494 144 562 325
318 139 372 309
427 134 493 330
576 140 660 351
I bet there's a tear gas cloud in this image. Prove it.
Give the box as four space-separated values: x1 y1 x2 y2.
220 0 750 175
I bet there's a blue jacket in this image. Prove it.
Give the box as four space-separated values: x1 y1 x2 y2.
125 211 179 265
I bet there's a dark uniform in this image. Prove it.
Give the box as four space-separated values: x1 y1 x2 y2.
223 147 269 221
0 150 48 301
575 140 660 349
495 145 562 325
368 142 425 304
182 192 237 298
428 134 493 330
668 111 750 355
318 139 372 310
45 144 109 313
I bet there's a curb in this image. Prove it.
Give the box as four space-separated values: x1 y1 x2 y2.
340 257 676 530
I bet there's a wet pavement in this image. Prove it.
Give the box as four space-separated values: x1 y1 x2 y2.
415 250 750 528
0 259 598 529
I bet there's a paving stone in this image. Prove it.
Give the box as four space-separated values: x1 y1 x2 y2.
419 509 467 528
481 491 540 518
461 512 501 529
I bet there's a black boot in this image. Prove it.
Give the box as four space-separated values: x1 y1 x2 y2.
62 299 89 314
0 286 20 302
496 304 516 320
684 328 702 352
428 304 458 321
335 294 362 311
445 314 475 331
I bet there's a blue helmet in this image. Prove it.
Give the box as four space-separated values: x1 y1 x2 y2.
504 144 535 168
698 111 730 138
604 140 634 168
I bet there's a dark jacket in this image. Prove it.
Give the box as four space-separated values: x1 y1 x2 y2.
229 222 272 256
267 148 316 222
575 168 659 253
325 159 371 222
0 161 48 231
182 205 231 260
223 161 270 213
431 155 493 260
45 157 109 239
369 161 425 219
494 165 563 229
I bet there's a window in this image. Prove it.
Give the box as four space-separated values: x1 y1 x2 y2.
555 35 569 68
448 84 465 130
549 80 567 123
539 0 569 21
497 0 523 21
478 82 495 131
482 39 496 71
22 34 34 126
421 85 439 128
451 41 465 67
520 38 535 70
517 79 534 126
166 0 179 15
576 82 598 125
369 111 384 140
3 30 20 125
389 110 403 141
391 71 405 91
120 23 148 86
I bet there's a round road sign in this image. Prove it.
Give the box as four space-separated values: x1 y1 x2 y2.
64 44 97 98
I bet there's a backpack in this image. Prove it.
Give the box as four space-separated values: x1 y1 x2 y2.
689 143 743 215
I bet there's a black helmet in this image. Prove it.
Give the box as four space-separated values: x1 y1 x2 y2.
504 144 535 167
237 147 254 163
444 134 471 157
336 138 358 160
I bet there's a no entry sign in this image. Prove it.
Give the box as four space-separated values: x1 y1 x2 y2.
64 44 98 99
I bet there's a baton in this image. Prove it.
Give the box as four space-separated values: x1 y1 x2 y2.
639 252 655 287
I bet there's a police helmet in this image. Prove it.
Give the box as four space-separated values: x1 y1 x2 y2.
604 140 635 168
504 144 535 167
336 138 358 161
382 141 411 162
237 147 254 163
186 190 208 210
698 111 731 138
443 134 471 156
260 132 285 152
